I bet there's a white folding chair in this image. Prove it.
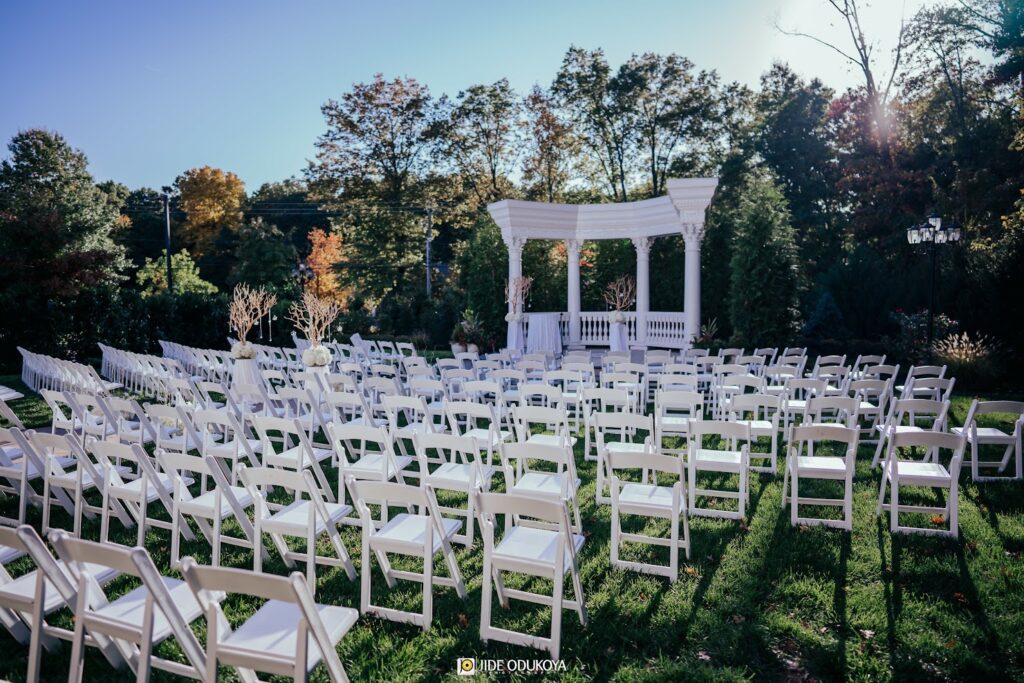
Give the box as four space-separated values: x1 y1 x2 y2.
446 401 511 467
594 411 654 506
51 532 208 682
654 390 703 458
952 400 1024 481
581 387 632 462
876 431 965 538
608 448 690 581
781 424 860 530
180 557 358 683
499 441 582 532
687 421 751 520
413 432 494 547
474 490 587 659
349 478 466 630
159 450 263 568
727 393 781 473
90 439 188 548
871 398 950 468
252 416 336 502
240 465 356 589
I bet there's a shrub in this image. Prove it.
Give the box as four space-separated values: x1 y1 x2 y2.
891 309 958 364
933 332 1002 390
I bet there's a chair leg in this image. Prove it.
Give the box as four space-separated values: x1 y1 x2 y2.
68 597 88 683
550 569 564 660
422 550 433 631
791 473 799 526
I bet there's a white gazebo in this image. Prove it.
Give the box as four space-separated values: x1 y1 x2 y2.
487 177 718 350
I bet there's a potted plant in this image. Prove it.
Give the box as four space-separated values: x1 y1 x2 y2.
450 321 467 354
228 283 276 387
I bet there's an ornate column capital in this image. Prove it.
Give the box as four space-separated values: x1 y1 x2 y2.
681 223 705 244
631 236 653 258
504 235 526 255
565 238 582 255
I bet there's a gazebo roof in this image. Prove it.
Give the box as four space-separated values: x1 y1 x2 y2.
487 177 718 242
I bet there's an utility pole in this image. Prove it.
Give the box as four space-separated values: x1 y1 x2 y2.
425 205 434 296
162 191 173 293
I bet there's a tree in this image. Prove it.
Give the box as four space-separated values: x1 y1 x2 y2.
728 173 802 346
175 166 246 258
779 0 908 155
311 74 446 203
553 46 638 201
623 52 720 197
755 63 838 277
116 187 172 268
447 78 523 203
522 85 575 202
305 228 349 305
0 129 127 363
246 178 326 255
136 249 218 297
229 217 298 292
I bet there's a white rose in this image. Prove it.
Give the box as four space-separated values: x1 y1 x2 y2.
608 311 626 324
231 342 257 359
505 312 523 323
302 345 332 367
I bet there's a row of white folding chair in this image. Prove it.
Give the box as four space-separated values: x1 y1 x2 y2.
97 345 182 399
18 347 115 395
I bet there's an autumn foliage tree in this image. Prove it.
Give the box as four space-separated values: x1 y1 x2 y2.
305 228 349 305
176 166 246 258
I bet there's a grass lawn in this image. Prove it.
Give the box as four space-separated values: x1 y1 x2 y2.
0 383 1021 681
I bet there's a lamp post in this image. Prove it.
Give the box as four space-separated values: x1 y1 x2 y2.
906 213 962 361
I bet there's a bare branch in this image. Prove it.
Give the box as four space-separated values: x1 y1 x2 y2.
775 22 863 68
602 276 636 311
287 291 342 347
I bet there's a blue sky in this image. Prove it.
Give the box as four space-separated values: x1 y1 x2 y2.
0 0 930 190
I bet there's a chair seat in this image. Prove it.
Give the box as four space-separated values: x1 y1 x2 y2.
373 513 461 553
512 472 580 498
264 500 352 535
888 461 951 481
111 472 184 501
657 416 692 430
617 482 676 510
605 442 647 455
49 465 132 491
0 546 23 565
875 425 925 435
93 577 201 643
206 438 262 459
525 434 578 448
493 526 585 573
0 561 119 613
735 419 775 435
464 428 511 447
179 486 254 519
793 456 847 474
346 454 413 479
218 600 358 672
429 462 495 488
266 445 332 468
785 400 807 411
952 426 1013 443
692 449 743 470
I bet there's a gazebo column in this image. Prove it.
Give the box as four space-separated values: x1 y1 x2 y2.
632 237 651 347
681 223 705 347
566 239 581 347
505 236 525 314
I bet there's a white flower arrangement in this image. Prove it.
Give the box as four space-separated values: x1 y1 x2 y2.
231 341 257 360
504 312 525 323
608 310 627 324
302 345 332 368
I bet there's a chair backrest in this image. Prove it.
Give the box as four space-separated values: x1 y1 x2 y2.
887 398 949 428
0 399 24 430
520 383 562 408
594 411 653 440
789 424 860 462
607 448 684 485
688 419 752 444
804 395 860 427
728 393 780 420
887 429 965 462
512 404 571 443
656 390 704 418
413 432 481 472
500 441 577 492
446 400 499 434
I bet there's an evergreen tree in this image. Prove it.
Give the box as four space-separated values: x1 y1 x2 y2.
728 173 802 347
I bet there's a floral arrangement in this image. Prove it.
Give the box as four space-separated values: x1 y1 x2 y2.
603 275 635 323
229 283 277 359
287 291 342 367
302 345 333 367
504 275 533 324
